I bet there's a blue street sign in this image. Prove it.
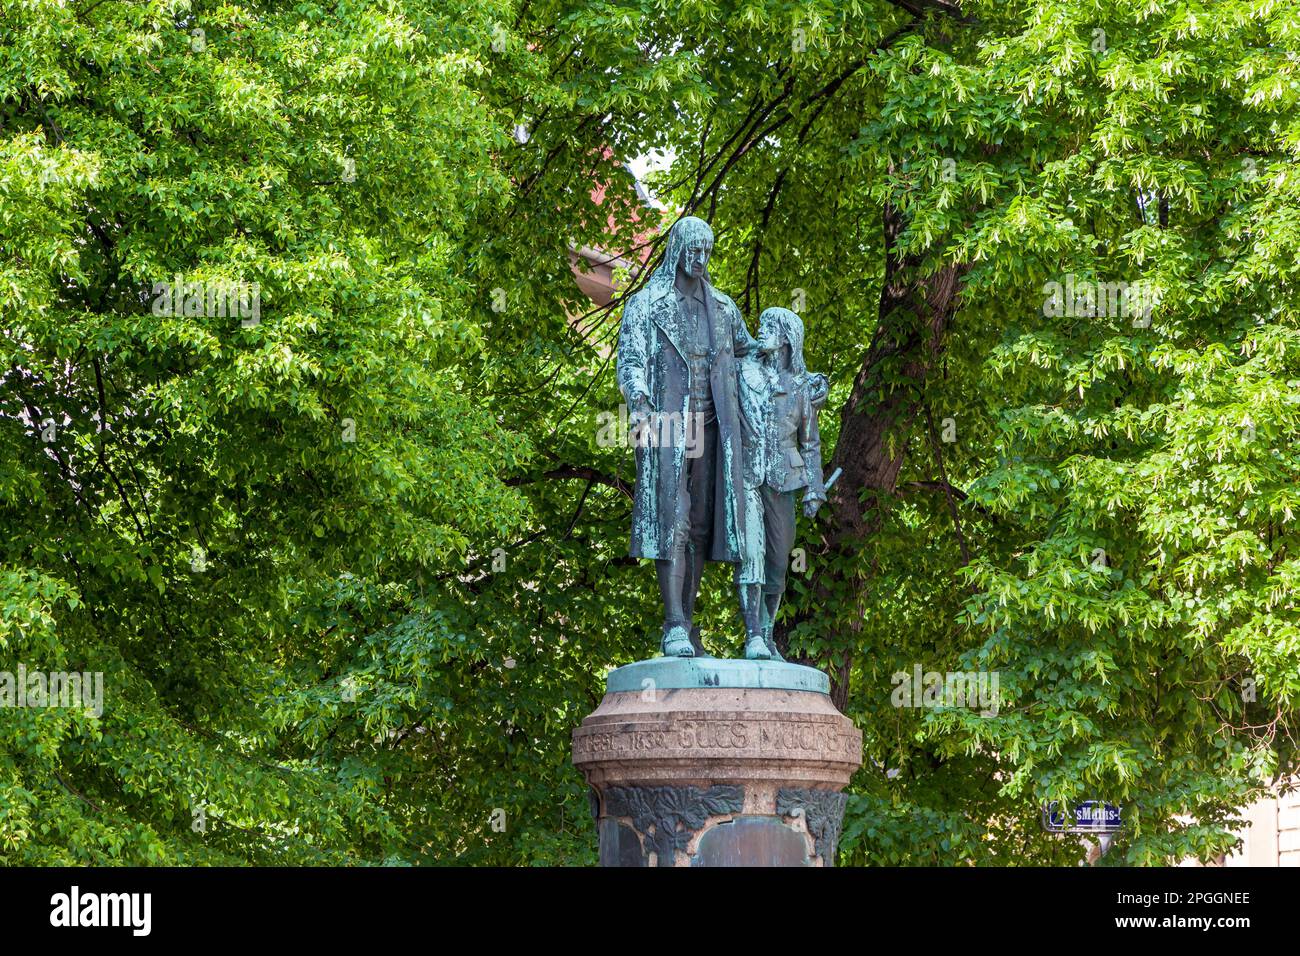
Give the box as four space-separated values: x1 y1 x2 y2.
1042 801 1122 833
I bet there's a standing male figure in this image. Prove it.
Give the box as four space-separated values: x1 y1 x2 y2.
617 216 756 658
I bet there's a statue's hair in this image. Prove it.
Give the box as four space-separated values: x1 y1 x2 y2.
758 307 808 380
653 216 714 285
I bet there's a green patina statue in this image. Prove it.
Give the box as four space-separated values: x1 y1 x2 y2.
616 216 755 659
616 218 829 661
734 308 828 660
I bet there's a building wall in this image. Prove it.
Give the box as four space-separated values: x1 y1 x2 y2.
1280 786 1300 866
1224 794 1276 866
1222 780 1300 866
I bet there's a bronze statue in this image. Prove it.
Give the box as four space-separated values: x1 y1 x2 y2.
617 218 831 661
734 308 827 660
616 216 756 658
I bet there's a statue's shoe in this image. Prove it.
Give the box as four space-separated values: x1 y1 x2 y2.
689 625 716 659
661 625 695 658
744 633 772 660
759 624 780 660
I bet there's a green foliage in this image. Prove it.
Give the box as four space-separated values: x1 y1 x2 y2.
3 0 1299 866
1 0 529 864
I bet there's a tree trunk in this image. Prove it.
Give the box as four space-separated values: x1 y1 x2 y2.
780 200 965 711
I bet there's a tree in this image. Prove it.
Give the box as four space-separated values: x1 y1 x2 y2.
0 0 529 864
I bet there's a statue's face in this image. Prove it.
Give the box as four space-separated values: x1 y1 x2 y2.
678 238 712 280
757 316 784 355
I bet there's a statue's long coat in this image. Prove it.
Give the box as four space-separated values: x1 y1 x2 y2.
616 274 754 563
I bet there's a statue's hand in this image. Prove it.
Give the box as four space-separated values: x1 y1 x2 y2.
803 496 824 519
628 394 654 443
806 373 830 409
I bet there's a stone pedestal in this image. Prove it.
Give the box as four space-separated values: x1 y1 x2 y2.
572 658 862 867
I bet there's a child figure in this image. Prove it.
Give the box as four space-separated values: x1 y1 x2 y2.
734 307 828 660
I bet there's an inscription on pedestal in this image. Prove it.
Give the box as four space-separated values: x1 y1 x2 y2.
573 716 860 760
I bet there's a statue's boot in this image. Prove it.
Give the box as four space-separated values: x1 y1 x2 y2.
759 587 780 660
763 589 785 661
661 624 695 658
656 556 693 657
681 544 713 658
736 581 766 658
741 580 771 659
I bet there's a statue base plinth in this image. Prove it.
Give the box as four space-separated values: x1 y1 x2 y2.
572 657 862 867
